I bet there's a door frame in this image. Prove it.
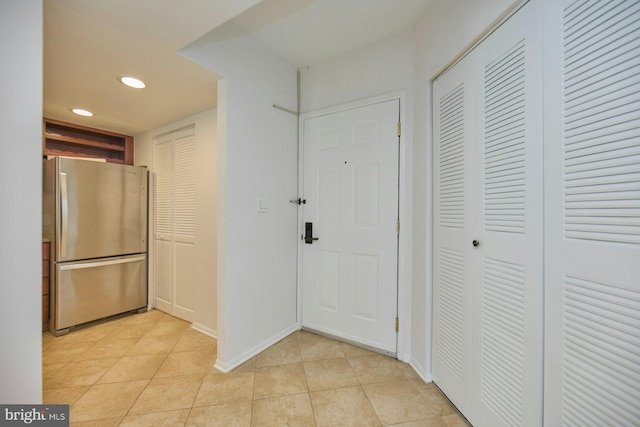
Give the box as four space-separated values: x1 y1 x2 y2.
296 90 409 360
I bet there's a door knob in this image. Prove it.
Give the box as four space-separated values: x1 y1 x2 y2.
472 240 479 247
304 222 319 244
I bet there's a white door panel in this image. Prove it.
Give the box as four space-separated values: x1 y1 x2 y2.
154 240 172 306
153 126 196 322
432 52 474 414
544 0 640 425
433 1 543 426
471 2 543 426
302 99 399 353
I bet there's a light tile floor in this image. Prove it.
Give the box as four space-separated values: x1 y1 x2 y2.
42 310 469 426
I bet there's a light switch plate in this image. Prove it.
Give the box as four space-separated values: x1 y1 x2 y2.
257 197 269 213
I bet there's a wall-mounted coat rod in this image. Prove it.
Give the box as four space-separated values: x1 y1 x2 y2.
273 104 299 116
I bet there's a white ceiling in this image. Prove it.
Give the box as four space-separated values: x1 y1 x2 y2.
44 0 431 136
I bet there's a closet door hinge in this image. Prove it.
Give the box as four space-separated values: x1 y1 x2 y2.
397 220 400 235
395 317 399 333
397 122 401 137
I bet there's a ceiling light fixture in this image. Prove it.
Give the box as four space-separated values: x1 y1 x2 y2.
120 76 146 89
71 108 94 117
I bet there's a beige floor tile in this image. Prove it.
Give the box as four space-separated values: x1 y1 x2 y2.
138 309 170 322
348 354 407 385
256 338 302 368
70 417 122 427
119 409 190 427
409 381 456 417
147 320 191 337
42 332 57 347
402 365 421 380
44 358 119 389
102 322 157 340
98 354 166 383
70 380 148 422
75 338 140 361
387 413 470 427
340 342 377 359
42 342 93 365
43 362 68 380
43 386 91 405
52 324 115 344
251 394 315 426
155 351 212 378
232 357 257 373
193 372 255 407
303 358 359 391
129 375 203 415
253 363 308 400
207 358 225 375
362 380 445 425
310 386 381 426
121 310 166 325
126 333 181 356
173 329 218 353
297 334 345 362
186 401 252 427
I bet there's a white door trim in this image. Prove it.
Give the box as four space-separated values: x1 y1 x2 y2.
297 90 409 361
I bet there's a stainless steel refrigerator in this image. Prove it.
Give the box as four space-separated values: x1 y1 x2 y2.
43 157 148 335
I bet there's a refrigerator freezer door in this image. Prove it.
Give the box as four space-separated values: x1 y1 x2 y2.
53 254 147 331
56 157 147 261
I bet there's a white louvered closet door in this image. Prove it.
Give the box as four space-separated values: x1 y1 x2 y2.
432 52 474 416
433 1 543 426
543 1 640 425
470 1 543 426
153 126 197 322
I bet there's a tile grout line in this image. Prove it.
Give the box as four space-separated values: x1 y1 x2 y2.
295 332 318 426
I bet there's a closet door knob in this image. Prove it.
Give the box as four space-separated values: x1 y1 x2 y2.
472 240 480 247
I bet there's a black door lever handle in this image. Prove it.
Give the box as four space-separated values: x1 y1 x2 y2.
304 222 318 244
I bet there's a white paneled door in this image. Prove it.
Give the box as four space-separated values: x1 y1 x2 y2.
543 1 640 425
153 126 196 322
433 1 543 426
301 98 400 354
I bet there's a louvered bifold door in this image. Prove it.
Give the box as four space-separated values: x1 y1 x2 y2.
432 53 474 416
470 1 543 426
172 128 196 321
153 136 174 315
543 1 640 425
152 125 197 322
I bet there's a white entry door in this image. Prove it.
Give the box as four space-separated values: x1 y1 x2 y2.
301 98 400 354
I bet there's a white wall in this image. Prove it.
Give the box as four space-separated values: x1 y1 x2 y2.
181 23 299 370
0 0 43 403
412 0 523 378
135 108 218 335
299 30 417 368
300 31 413 114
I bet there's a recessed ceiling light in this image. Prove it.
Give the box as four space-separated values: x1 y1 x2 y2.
120 76 146 89
71 108 94 117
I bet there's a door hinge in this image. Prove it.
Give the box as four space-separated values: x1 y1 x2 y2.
395 317 399 332
397 122 401 137
397 220 400 235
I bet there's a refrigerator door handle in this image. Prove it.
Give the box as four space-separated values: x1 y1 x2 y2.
60 172 68 258
59 255 146 271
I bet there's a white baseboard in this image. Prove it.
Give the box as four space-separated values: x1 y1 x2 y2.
410 356 432 383
213 323 299 373
192 323 217 339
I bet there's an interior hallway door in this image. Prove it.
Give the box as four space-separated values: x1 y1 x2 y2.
301 98 400 354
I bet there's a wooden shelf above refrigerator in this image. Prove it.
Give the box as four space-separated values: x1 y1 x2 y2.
43 118 134 165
